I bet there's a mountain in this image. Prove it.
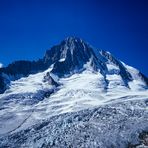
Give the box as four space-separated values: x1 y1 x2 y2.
0 37 147 94
44 37 101 75
0 37 148 147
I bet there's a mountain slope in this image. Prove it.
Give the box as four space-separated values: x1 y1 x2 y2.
1 98 148 148
0 37 148 147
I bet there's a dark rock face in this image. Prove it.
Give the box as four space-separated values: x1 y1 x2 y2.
0 75 6 94
139 72 148 86
44 37 101 76
43 72 59 86
0 59 47 75
0 59 48 94
128 131 148 147
100 50 148 86
100 50 132 81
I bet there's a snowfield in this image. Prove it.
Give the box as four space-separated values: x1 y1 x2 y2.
0 68 148 148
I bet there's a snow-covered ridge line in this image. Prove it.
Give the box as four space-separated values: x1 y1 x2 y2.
0 37 148 94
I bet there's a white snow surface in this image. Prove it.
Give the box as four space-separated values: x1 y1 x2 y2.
123 62 147 90
4 68 54 95
106 63 119 71
0 63 3 68
59 58 65 62
0 64 148 135
0 60 148 148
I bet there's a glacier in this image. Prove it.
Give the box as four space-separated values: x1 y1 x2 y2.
0 37 148 148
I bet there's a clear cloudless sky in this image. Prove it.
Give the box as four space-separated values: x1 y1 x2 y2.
0 0 148 75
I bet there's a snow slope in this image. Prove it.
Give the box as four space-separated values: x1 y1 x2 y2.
0 66 147 136
0 67 57 135
0 95 148 148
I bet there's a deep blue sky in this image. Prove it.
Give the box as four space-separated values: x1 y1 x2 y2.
0 0 148 75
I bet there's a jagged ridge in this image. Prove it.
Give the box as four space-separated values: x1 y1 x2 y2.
0 37 147 93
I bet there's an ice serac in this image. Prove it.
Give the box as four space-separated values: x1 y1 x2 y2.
44 37 104 76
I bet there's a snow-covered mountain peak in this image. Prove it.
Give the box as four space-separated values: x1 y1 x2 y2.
60 36 92 58
44 37 100 76
0 37 147 94
43 38 148 89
